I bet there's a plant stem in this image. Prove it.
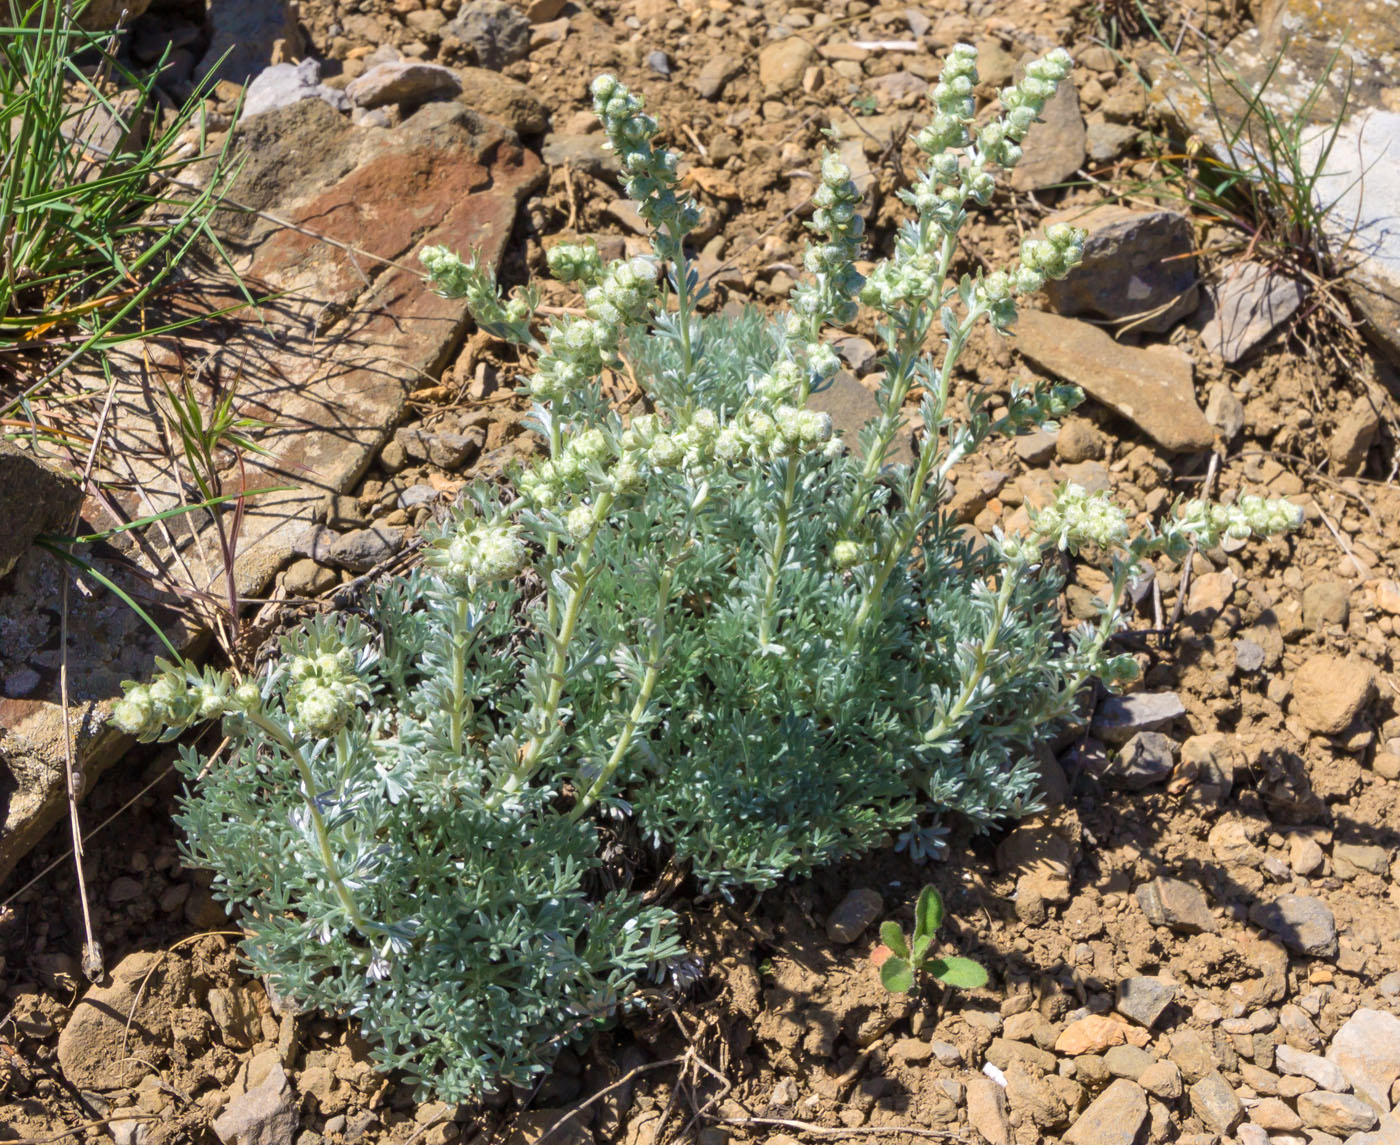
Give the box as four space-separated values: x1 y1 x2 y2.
757 459 799 648
245 708 370 935
571 557 680 820
844 302 982 649
487 492 615 808
920 565 1020 744
449 596 471 755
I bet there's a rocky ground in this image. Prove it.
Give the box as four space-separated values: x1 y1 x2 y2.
3 0 1400 1144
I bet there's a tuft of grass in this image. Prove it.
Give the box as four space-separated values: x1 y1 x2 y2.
1118 0 1369 345
0 0 241 415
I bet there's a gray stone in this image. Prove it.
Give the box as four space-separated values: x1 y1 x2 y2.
1085 120 1139 163
1116 976 1178 1028
1189 1071 1243 1134
1235 638 1266 673
808 373 914 464
1249 894 1338 958
0 442 83 581
1044 205 1198 332
1136 877 1218 934
1205 381 1246 441
456 68 548 135
1104 1045 1156 1081
283 558 337 597
1196 260 1306 363
825 888 884 944
1091 691 1186 745
692 53 741 100
1303 581 1350 629
1332 842 1389 878
645 50 671 76
965 1075 1011 1145
326 526 406 573
346 61 462 110
451 1 532 70
212 1062 299 1145
395 425 484 471
1015 430 1057 466
1063 1078 1148 1145
1328 1010 1400 1113
1013 311 1214 453
57 953 164 1090
195 0 303 85
758 36 816 94
1137 1061 1182 1100
1105 731 1177 790
1297 1093 1380 1136
541 133 622 181
985 1037 1059 1075
240 60 348 122
1276 1045 1351 1092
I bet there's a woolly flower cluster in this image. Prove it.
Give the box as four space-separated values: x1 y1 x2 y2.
285 648 367 738
1031 484 1131 554
791 153 867 331
1174 495 1304 549
546 242 605 286
420 247 533 334
715 405 835 463
859 248 946 314
975 222 1086 330
430 518 530 586
915 42 978 156
591 75 698 233
584 257 658 329
530 258 658 402
978 49 1075 170
113 665 258 739
518 426 618 508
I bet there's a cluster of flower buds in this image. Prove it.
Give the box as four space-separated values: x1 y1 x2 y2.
421 246 537 341
714 405 834 463
974 223 1086 330
1171 495 1304 552
832 539 873 570
429 516 530 587
1031 483 1132 554
915 42 978 157
591 75 699 234
518 426 617 508
977 49 1075 170
859 247 943 314
546 242 605 286
792 153 867 332
583 257 659 330
112 661 260 740
285 647 369 738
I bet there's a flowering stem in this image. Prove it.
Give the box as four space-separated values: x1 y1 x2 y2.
758 459 799 648
449 597 471 755
845 302 981 648
487 492 615 808
243 707 370 935
570 553 681 820
920 564 1020 744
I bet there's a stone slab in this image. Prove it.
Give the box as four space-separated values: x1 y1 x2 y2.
0 98 543 887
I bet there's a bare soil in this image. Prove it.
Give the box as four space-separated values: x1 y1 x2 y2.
4 0 1400 1143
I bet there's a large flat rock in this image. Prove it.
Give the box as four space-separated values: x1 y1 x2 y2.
1012 310 1215 453
0 98 543 887
1141 1 1400 365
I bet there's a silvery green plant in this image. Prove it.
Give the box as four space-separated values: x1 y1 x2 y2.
113 47 1301 1102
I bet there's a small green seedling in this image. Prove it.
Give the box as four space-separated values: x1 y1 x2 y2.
878 886 988 994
